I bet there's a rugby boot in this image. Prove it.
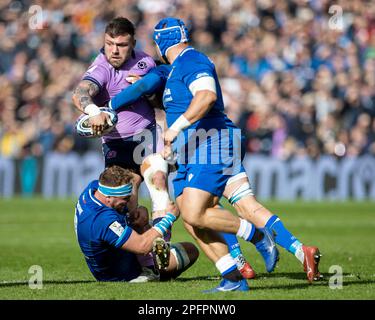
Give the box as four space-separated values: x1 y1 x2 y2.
255 228 279 272
203 278 249 293
302 245 323 283
152 237 170 270
235 255 256 279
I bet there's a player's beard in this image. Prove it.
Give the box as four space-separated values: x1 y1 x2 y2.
108 55 125 68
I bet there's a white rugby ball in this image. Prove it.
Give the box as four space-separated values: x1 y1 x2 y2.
75 107 118 137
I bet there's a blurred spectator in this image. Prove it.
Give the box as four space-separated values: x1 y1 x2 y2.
0 0 374 161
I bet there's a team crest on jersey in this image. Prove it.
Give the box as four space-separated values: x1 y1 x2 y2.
137 61 147 69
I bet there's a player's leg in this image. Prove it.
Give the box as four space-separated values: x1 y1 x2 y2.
159 241 199 280
182 187 274 249
140 153 173 240
216 201 255 279
176 194 249 292
140 124 175 240
220 231 256 279
223 174 322 283
182 186 278 273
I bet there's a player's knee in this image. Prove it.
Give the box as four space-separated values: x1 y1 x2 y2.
172 242 199 270
182 213 205 229
151 170 167 190
142 154 170 212
227 181 254 207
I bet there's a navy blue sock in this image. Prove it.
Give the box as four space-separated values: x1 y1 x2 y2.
265 215 299 253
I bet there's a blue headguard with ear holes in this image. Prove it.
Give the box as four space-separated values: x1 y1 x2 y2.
153 17 190 63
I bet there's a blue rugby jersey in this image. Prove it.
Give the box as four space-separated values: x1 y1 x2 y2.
109 62 245 163
74 180 141 281
162 47 226 129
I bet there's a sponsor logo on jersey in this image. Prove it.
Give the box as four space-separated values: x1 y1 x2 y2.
76 201 83 215
164 88 171 95
109 221 124 237
163 88 173 103
196 72 209 79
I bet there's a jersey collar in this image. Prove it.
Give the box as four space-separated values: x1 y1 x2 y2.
173 46 194 64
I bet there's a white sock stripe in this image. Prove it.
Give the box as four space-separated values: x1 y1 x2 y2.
215 254 237 274
236 219 253 240
171 243 190 270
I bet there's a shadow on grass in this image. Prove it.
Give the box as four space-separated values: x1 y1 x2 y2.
249 278 375 291
2 273 372 291
176 272 375 291
0 280 96 288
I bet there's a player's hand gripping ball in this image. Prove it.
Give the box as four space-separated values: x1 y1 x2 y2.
75 107 118 138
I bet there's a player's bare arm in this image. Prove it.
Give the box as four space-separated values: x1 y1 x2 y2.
183 89 217 123
72 80 111 136
126 172 143 214
72 80 100 112
163 89 217 155
121 226 164 254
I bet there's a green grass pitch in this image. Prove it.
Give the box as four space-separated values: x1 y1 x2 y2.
0 198 374 300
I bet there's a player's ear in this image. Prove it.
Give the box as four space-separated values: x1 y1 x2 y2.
105 196 111 206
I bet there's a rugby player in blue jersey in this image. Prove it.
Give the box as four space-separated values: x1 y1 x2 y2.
151 17 275 292
108 62 322 284
74 165 198 282
107 18 321 289
72 17 256 281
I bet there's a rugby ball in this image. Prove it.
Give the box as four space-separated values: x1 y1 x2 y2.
75 107 118 137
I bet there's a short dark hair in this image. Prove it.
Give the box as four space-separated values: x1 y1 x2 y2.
99 165 133 187
105 17 135 38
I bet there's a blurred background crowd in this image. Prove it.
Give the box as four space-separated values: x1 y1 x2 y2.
0 0 374 161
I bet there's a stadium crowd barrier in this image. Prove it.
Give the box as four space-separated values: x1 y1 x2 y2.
0 152 374 200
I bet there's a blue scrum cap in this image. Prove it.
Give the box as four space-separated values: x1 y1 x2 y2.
153 17 190 63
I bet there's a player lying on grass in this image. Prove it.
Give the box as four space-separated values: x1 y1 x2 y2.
74 165 198 282
72 17 255 280
107 24 322 284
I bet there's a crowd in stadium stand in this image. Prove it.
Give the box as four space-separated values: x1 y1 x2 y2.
0 0 374 161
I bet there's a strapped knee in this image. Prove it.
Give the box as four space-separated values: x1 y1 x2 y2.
170 243 191 271
227 173 254 206
142 153 171 212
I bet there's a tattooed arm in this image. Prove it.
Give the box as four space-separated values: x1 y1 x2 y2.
72 80 100 112
72 80 111 136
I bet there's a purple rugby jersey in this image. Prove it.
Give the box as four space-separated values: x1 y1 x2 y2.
82 50 156 141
